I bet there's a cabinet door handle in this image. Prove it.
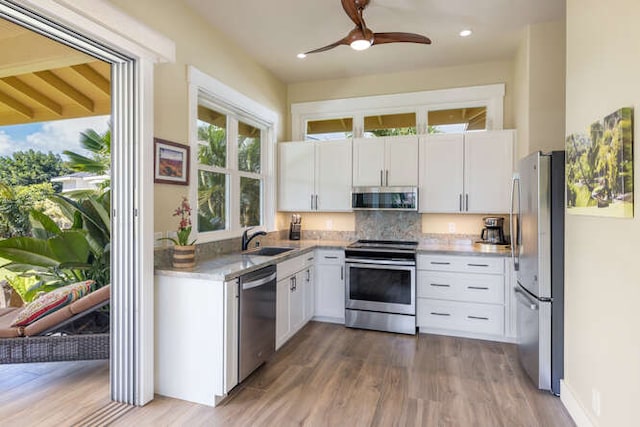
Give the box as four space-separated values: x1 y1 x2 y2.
324 256 339 259
315 194 319 210
430 283 451 288
306 269 310 281
341 266 344 280
467 263 489 267
290 277 295 291
310 194 314 210
467 315 489 321
430 261 450 265
430 312 451 317
459 194 462 211
307 257 314 261
465 193 469 211
467 286 489 290
380 170 383 186
385 170 389 186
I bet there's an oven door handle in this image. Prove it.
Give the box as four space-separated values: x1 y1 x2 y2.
345 259 416 267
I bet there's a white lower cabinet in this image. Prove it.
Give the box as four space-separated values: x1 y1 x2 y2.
314 249 345 323
417 254 512 342
276 253 315 350
154 274 238 406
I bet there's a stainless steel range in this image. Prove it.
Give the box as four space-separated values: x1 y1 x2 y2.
344 240 417 335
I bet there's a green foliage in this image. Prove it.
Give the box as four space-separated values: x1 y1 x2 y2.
368 127 417 137
0 150 70 190
63 128 111 175
0 191 111 295
0 182 56 238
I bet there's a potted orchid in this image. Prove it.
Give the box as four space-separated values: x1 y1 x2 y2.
161 197 197 268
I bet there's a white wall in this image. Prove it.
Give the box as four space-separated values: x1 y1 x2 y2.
513 21 566 160
564 1 640 425
107 0 287 233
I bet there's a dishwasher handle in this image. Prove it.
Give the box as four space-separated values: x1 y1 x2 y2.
242 272 277 290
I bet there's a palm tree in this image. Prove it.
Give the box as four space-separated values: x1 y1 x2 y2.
63 128 111 175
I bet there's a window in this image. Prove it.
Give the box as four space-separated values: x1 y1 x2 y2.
291 84 504 140
364 112 416 137
428 107 487 134
189 67 277 242
195 101 268 237
305 117 353 141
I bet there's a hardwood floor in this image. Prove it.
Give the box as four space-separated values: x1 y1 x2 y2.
0 322 575 426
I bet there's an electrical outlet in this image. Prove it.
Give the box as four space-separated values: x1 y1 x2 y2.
448 222 456 233
325 219 333 230
592 388 601 416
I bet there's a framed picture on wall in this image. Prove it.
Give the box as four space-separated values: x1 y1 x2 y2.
154 138 190 185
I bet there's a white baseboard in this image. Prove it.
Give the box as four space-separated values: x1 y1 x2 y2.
560 380 596 427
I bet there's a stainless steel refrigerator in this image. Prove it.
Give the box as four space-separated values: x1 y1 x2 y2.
510 151 564 395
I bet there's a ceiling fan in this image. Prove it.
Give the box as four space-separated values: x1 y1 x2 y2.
301 0 431 56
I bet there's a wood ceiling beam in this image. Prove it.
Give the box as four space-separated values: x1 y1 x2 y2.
0 77 63 116
34 70 95 112
0 91 34 119
71 64 110 96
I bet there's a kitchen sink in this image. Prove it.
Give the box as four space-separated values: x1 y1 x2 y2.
246 246 295 256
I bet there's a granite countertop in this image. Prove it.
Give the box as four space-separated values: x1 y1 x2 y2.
155 239 348 282
155 238 511 281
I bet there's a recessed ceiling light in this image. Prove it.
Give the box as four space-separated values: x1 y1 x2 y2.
297 53 307 59
459 29 472 37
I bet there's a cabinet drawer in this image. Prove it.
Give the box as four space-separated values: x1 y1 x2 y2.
418 255 504 274
417 299 504 336
316 249 344 264
417 271 504 304
277 255 306 278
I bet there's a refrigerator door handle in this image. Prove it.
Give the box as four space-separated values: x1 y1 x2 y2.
510 174 521 271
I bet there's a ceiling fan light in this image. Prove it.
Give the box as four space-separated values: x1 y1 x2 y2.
350 39 372 51
297 53 307 59
459 29 472 37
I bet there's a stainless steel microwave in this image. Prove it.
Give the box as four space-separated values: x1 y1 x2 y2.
351 186 418 211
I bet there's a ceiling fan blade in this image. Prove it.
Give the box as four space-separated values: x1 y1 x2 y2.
373 32 432 45
304 37 349 55
341 0 369 28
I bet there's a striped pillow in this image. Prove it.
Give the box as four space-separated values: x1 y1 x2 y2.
11 280 94 327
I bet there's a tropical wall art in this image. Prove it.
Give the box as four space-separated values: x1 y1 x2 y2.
566 107 634 218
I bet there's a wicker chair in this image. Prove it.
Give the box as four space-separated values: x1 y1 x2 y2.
0 285 110 364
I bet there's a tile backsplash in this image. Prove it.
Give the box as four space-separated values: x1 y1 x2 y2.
355 211 421 240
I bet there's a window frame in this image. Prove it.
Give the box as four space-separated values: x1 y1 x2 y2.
188 66 277 242
292 84 505 140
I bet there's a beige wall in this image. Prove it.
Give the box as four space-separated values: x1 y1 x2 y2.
108 0 287 233
513 21 566 161
564 1 640 425
287 60 515 139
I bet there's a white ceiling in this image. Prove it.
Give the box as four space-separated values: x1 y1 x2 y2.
183 0 565 83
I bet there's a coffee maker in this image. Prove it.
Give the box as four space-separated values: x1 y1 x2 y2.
480 216 507 245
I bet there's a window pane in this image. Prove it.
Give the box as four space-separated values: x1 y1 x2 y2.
364 113 416 137
428 107 487 133
306 117 353 141
197 106 227 167
198 170 227 232
240 177 261 227
238 121 261 173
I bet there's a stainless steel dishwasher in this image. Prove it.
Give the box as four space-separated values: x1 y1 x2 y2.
238 265 277 382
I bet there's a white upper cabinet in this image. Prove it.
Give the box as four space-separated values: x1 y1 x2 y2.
278 142 315 211
353 136 419 187
419 130 514 213
353 138 386 186
419 134 464 213
464 131 514 213
278 139 352 212
315 140 353 211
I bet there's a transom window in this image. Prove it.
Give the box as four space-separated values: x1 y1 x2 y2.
292 84 504 140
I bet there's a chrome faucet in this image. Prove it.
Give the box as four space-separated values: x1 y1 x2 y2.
242 227 267 251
